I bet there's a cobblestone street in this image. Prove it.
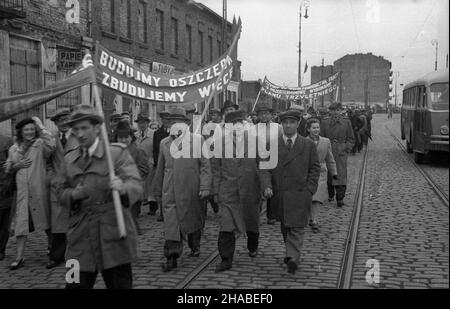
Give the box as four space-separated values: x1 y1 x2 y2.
0 115 448 289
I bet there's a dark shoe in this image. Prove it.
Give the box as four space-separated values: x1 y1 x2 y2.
10 258 25 270
287 260 298 274
161 258 177 272
283 257 291 264
311 222 320 233
189 249 200 257
215 261 232 273
337 200 344 207
248 251 257 258
46 259 64 269
0 252 5 261
267 219 276 225
157 215 164 222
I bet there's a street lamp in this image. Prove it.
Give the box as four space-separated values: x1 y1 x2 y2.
298 0 310 87
431 40 438 71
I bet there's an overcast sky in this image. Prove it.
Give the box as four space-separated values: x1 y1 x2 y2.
200 0 449 88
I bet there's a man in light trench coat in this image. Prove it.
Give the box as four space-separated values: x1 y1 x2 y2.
56 104 142 289
151 107 212 272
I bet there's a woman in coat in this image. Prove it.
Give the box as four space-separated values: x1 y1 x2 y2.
306 118 337 233
5 117 55 270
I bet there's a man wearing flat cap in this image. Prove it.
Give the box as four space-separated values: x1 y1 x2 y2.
208 109 222 124
151 107 211 272
109 113 123 141
221 100 239 117
211 110 264 272
260 110 320 275
45 108 77 269
56 104 142 289
152 110 171 221
134 114 157 216
320 102 354 207
288 104 308 137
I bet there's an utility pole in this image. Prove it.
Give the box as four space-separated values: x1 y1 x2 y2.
221 0 227 105
432 40 438 71
321 57 324 108
394 71 399 110
298 1 309 87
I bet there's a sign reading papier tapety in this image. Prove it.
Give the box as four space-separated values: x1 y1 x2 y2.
261 72 340 100
94 22 240 105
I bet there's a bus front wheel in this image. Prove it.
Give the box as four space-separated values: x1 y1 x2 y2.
414 151 425 164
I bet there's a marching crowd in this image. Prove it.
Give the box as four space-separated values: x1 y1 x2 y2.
0 99 372 289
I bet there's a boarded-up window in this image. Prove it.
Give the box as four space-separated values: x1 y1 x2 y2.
9 37 42 130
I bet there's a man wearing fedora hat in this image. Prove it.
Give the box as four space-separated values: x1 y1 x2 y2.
260 110 320 275
134 113 158 216
151 107 211 271
46 108 77 269
152 110 171 221
56 104 142 289
211 110 264 272
289 104 308 137
221 100 239 117
320 102 354 207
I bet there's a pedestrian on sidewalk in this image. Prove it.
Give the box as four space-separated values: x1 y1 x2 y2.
56 104 142 289
5 117 56 270
260 110 321 275
211 110 264 273
306 118 338 233
151 107 211 272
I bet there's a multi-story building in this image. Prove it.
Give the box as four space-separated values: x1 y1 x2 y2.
0 0 240 135
309 53 391 110
333 53 391 109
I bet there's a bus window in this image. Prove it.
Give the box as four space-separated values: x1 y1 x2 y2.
430 82 449 110
422 87 427 108
418 87 423 108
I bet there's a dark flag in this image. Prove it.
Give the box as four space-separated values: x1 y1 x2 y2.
0 54 95 122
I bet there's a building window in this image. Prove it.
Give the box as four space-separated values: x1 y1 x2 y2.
138 1 148 43
156 9 164 50
208 35 213 63
119 0 131 38
102 0 115 33
171 17 178 55
198 30 204 64
186 24 192 61
217 39 222 56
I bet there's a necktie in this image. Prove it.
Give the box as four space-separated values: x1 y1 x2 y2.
141 130 145 138
287 138 293 150
61 133 67 148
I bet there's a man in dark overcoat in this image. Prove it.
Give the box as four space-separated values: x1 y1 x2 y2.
260 110 321 274
0 134 14 261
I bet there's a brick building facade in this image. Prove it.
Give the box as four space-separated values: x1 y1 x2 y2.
0 0 240 135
